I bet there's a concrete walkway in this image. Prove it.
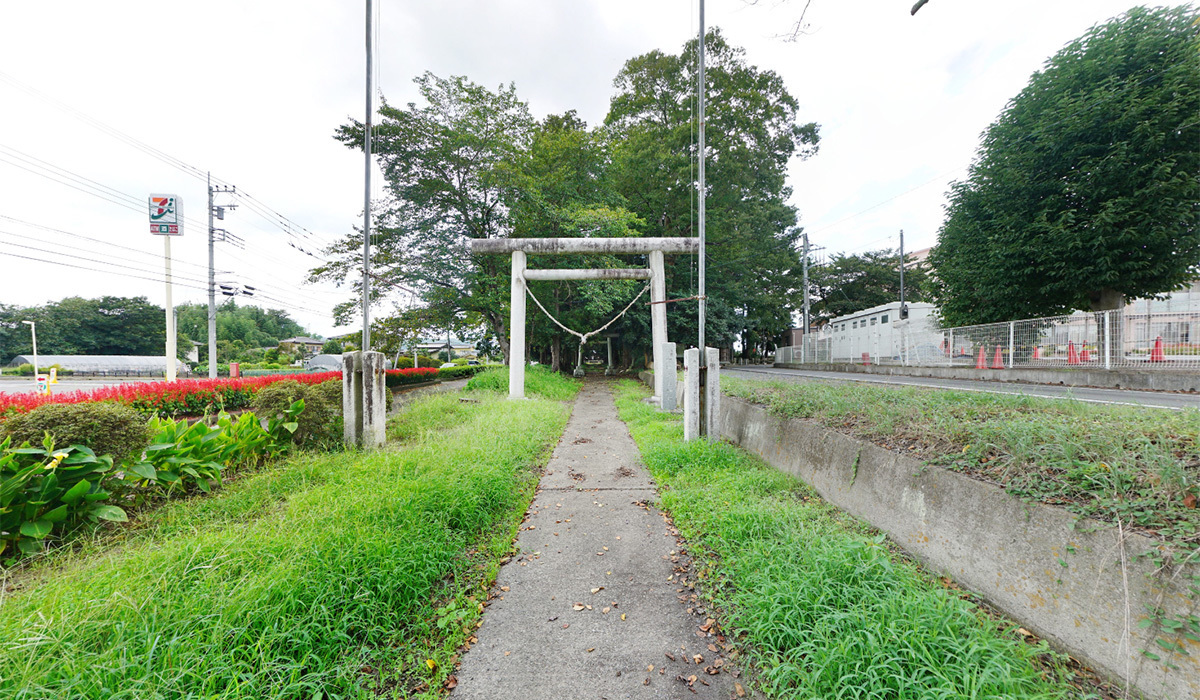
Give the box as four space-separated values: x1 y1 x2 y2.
451 380 748 700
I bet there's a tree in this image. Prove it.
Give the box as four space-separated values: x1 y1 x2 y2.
929 6 1200 326
604 29 819 357
321 339 342 354
512 112 642 371
809 248 930 323
314 73 534 363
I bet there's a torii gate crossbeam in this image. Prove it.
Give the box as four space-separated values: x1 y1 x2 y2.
469 237 699 401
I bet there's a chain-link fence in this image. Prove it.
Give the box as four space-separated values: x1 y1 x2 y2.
777 309 1200 370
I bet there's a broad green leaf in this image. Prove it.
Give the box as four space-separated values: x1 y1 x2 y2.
91 505 128 523
19 519 52 539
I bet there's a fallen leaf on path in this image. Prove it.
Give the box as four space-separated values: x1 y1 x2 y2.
693 654 703 664
647 665 654 672
602 607 610 614
621 613 626 621
707 644 718 652
587 647 595 653
735 682 746 697
500 586 509 592
573 603 585 611
444 676 458 689
665 653 675 661
591 587 602 594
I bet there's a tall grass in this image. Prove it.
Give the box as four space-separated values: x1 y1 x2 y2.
614 381 1085 699
723 376 1200 546
465 364 581 401
0 393 569 699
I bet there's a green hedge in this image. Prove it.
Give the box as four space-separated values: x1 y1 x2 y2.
1 402 151 465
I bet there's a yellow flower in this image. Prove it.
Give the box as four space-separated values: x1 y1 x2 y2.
44 452 69 470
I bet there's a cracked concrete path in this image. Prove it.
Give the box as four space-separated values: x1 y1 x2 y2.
451 380 748 700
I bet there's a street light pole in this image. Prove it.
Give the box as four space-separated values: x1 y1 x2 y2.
21 320 37 378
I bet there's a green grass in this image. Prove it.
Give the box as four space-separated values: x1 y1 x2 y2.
614 380 1090 699
723 376 1200 550
0 392 571 699
464 364 581 401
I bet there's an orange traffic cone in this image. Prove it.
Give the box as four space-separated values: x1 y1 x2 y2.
991 346 1005 369
1080 347 1091 362
976 346 988 369
1150 336 1166 362
1067 341 1080 365
1033 346 1041 360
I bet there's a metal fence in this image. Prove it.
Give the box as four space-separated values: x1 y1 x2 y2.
776 309 1200 370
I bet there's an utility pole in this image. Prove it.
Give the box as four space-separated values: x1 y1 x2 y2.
362 0 374 353
899 228 906 315
207 173 236 378
697 0 706 354
802 232 810 339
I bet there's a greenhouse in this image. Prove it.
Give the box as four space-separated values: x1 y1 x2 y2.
5 355 187 374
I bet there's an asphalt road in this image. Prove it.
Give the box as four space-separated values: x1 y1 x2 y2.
0 377 162 396
723 366 1200 411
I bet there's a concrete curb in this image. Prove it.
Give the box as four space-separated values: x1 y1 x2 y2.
774 361 1200 393
718 396 1199 700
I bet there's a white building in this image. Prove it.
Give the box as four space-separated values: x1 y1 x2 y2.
820 301 939 363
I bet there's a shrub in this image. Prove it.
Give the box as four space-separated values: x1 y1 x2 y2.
250 380 334 446
384 368 440 388
310 379 343 416
438 365 485 380
1 402 151 465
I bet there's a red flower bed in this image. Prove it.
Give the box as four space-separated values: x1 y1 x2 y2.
0 371 341 418
384 367 441 388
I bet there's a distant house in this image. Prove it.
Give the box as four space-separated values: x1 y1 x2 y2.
413 338 476 359
278 336 325 357
5 355 187 374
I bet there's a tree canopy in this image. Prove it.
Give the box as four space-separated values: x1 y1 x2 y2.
317 31 819 366
604 28 819 356
929 5 1200 325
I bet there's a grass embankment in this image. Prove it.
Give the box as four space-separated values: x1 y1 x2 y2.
0 383 576 699
723 377 1200 554
461 364 580 401
615 380 1091 699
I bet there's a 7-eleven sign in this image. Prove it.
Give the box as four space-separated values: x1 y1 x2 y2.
149 194 183 235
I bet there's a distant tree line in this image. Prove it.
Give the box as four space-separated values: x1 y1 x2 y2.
0 297 311 365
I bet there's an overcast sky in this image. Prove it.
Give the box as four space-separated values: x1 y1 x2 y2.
0 0 1163 338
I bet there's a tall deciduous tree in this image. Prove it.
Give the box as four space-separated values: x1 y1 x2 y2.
929 6 1200 326
314 73 534 363
604 29 819 355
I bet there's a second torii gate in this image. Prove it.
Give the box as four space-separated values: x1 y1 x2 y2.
470 237 699 402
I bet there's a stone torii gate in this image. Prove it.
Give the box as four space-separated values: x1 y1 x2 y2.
470 237 699 402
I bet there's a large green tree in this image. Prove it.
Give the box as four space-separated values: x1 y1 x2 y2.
315 73 534 363
604 29 819 356
513 112 642 371
929 6 1200 325
808 248 930 323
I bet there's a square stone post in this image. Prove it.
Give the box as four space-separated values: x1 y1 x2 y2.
649 250 667 404
661 342 677 411
509 251 527 400
683 347 701 441
705 347 720 440
605 336 614 375
342 350 387 449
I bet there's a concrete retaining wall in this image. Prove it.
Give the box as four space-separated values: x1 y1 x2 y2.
774 361 1200 393
717 396 1200 700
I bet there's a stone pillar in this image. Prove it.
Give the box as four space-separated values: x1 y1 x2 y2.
683 347 701 441
574 344 585 377
605 336 613 376
705 347 720 440
649 250 667 404
342 350 387 449
509 251 527 400
661 342 678 411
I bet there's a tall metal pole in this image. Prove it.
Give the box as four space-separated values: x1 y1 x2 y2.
802 232 810 337
899 228 905 307
207 173 217 378
164 235 176 382
362 0 373 352
697 0 707 353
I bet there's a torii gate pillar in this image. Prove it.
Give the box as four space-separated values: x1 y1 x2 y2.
649 250 667 404
509 250 527 400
